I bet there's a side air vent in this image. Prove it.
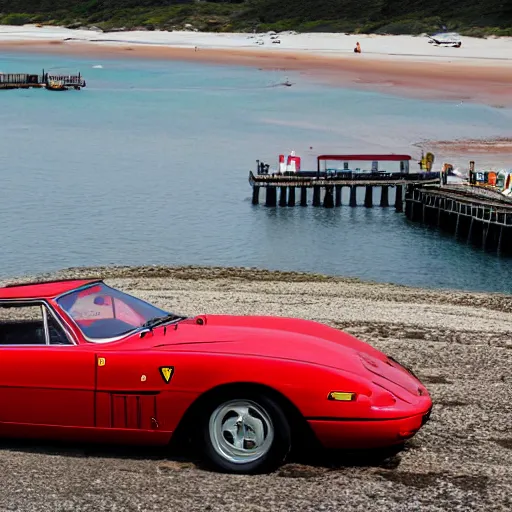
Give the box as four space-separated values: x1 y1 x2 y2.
110 394 158 430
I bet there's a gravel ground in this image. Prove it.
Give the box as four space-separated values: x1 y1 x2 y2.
1 265 511 512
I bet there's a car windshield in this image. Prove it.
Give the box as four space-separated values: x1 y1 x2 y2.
56 283 172 341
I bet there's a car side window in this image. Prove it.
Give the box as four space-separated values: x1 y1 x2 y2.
0 303 46 345
0 302 72 346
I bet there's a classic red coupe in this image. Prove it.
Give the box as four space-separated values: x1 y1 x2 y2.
0 279 432 473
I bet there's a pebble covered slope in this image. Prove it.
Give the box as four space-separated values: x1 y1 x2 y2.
0 265 511 512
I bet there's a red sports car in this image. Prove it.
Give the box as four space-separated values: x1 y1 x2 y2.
0 279 432 473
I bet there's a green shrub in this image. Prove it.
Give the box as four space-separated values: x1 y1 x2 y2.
297 20 358 33
2 13 32 25
373 19 433 35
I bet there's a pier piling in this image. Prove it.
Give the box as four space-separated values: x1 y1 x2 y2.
498 226 504 254
287 187 296 207
349 186 358 207
380 186 389 207
395 186 403 212
335 185 343 207
313 186 321 207
323 186 334 208
279 186 287 207
300 187 308 207
252 186 260 205
364 186 373 208
265 187 277 207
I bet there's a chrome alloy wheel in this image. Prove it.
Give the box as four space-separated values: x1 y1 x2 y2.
209 399 274 464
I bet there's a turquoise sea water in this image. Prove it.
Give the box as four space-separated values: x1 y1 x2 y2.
1 51 511 292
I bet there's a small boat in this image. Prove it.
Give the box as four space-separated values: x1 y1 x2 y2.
45 80 68 91
427 32 462 47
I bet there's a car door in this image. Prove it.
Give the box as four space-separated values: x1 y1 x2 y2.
94 351 164 431
0 301 96 428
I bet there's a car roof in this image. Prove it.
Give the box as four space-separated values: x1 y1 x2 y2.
0 279 102 300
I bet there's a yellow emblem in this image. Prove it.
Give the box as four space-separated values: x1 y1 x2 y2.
98 357 106 367
159 366 174 384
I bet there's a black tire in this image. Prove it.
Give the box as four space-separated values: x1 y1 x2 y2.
200 393 291 474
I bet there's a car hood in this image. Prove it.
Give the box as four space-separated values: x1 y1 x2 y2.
152 314 378 362
147 315 423 395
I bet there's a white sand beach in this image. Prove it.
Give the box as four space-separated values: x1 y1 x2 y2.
1 25 512 106
0 25 511 65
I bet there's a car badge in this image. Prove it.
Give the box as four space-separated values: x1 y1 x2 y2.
159 366 174 384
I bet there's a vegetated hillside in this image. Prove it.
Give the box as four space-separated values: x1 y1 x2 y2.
243 0 512 35
0 0 510 36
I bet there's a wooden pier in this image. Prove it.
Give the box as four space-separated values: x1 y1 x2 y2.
249 153 440 209
248 152 512 254
249 171 441 210
0 70 86 90
404 185 512 255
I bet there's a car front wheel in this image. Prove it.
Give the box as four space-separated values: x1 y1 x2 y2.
202 394 291 474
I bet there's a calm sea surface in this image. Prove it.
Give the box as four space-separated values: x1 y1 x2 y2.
1 51 511 292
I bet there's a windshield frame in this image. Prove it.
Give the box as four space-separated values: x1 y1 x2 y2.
54 282 174 344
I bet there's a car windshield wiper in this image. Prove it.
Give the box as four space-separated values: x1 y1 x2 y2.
141 314 186 329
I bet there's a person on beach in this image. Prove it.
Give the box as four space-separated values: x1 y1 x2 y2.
354 42 361 53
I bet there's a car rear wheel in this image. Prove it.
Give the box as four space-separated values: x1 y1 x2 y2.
201 394 291 474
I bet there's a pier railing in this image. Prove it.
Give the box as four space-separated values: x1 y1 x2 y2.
249 170 440 187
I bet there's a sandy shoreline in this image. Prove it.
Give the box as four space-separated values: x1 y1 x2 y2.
424 138 512 168
1 26 512 105
0 264 510 510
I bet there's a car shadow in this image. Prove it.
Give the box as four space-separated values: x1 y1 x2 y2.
293 443 406 469
0 437 173 461
0 436 407 472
